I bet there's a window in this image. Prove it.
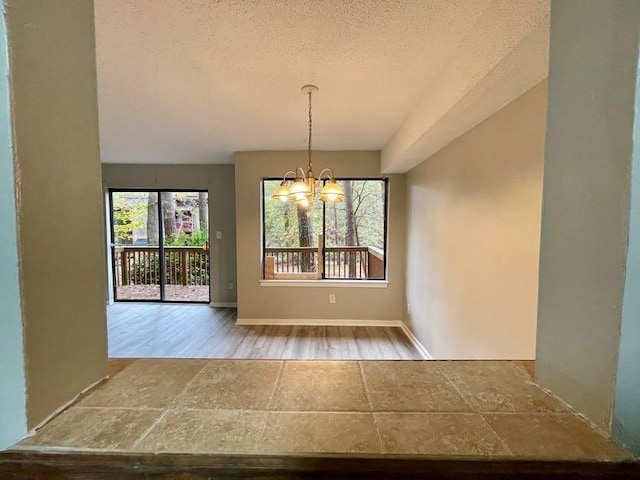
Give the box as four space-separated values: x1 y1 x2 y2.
262 179 388 280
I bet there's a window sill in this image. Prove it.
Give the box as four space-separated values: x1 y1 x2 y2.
259 280 389 288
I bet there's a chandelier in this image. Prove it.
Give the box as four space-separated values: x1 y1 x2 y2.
271 85 344 210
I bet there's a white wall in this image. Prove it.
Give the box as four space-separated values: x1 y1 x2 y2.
404 81 547 360
234 151 405 322
536 0 640 432
0 6 27 450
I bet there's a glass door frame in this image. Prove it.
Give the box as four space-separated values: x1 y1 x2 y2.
108 188 210 304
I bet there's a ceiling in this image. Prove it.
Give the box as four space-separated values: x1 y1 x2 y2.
94 0 549 172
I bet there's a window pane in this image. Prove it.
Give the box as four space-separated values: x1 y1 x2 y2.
262 178 387 280
263 180 323 275
324 180 386 279
111 191 161 300
161 191 210 302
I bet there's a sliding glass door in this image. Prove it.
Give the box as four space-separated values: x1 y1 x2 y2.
109 190 210 303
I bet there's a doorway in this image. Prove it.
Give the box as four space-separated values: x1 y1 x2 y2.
109 189 210 303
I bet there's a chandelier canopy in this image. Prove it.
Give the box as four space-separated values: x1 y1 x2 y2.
271 85 344 210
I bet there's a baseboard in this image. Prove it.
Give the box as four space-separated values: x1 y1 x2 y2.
28 375 108 434
235 318 432 359
209 302 238 308
399 321 432 360
236 318 403 327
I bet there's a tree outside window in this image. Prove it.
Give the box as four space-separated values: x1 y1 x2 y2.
262 179 387 280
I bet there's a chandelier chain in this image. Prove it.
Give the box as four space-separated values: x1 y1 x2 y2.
308 91 313 171
271 84 344 208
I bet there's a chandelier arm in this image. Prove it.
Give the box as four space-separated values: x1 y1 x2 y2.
296 167 306 179
282 170 297 182
317 168 336 180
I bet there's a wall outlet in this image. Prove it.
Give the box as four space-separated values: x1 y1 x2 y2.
407 303 411 314
329 294 336 304
216 231 222 239
228 282 234 290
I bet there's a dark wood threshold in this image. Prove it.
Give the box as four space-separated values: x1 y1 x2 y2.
0 450 639 479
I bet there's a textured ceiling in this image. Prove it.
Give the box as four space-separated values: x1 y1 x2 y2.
94 0 549 168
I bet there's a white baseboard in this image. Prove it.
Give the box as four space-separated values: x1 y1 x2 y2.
235 318 432 360
210 302 238 308
236 318 403 327
28 375 108 434
399 321 432 360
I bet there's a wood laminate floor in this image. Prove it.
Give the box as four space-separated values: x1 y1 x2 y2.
107 303 422 360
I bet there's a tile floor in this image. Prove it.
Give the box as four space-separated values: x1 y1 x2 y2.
12 359 633 460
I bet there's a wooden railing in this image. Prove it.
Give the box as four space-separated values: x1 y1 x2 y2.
264 247 319 274
367 246 385 279
264 245 384 279
324 247 369 279
114 246 209 287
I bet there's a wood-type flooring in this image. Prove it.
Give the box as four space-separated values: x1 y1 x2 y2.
107 303 422 360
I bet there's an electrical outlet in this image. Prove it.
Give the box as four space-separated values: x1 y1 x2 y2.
407 303 411 314
329 294 336 304
228 282 234 290
216 231 222 239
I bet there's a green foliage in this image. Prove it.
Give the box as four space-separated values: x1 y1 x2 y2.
263 179 386 249
263 180 323 248
325 180 385 249
164 228 209 247
112 192 148 242
113 192 209 248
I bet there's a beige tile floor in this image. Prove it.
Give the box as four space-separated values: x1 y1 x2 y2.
12 359 634 460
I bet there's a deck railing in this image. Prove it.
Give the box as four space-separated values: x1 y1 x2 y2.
114 246 209 287
264 245 384 279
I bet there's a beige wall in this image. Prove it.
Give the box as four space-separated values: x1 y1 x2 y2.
404 81 547 359
101 164 237 304
7 0 108 427
235 151 405 321
536 0 640 432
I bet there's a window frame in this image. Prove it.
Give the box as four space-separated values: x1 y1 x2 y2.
261 177 389 282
